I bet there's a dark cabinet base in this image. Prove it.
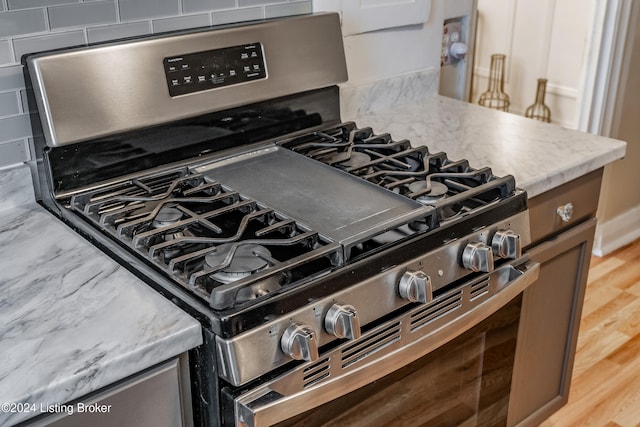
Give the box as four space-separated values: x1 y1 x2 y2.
507 169 603 426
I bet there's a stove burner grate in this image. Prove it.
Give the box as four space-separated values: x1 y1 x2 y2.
70 167 342 310
281 122 516 223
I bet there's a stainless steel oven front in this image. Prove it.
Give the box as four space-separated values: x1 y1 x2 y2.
221 255 539 427
23 12 540 427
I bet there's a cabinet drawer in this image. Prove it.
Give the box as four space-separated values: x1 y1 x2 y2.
527 169 603 245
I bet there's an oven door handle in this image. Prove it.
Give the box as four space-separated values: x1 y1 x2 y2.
234 260 540 427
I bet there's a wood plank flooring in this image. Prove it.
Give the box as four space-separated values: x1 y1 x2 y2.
539 238 640 427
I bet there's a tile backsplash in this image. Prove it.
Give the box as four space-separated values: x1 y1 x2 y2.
0 0 311 169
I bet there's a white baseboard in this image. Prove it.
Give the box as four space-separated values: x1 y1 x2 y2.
593 204 640 257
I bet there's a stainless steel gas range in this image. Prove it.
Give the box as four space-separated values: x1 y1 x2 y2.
24 13 539 427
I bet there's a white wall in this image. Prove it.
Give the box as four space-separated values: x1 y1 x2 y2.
314 0 444 86
341 17 442 85
472 0 593 129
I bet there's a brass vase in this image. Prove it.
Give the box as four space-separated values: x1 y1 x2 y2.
525 78 552 123
478 54 510 112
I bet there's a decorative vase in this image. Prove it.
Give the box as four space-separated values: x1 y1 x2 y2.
525 78 552 123
478 54 510 112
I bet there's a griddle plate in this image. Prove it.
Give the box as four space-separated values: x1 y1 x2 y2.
194 147 433 248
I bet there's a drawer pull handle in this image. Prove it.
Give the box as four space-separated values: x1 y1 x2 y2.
557 203 574 222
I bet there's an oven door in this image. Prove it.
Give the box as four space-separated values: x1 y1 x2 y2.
223 259 539 427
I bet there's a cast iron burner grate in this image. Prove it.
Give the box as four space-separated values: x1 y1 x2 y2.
280 122 517 224
69 168 342 310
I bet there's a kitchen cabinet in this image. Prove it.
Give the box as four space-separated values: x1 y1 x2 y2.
313 0 431 35
24 356 193 427
507 169 603 426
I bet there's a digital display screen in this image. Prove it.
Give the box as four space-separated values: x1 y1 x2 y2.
163 42 266 97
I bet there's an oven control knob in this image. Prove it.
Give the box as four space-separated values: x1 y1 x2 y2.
325 303 361 340
491 229 522 259
398 270 433 304
281 323 319 362
462 242 494 273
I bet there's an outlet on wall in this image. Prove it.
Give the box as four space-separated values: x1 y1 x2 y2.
441 19 465 66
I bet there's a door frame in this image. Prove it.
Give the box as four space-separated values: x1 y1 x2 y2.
577 0 639 137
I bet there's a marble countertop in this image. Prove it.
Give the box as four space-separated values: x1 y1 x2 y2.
0 165 202 426
347 95 627 198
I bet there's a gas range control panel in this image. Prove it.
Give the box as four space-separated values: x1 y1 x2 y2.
163 42 266 97
215 210 532 386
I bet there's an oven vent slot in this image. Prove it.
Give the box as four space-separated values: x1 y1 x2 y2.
302 357 331 388
470 279 490 301
409 290 463 332
340 322 401 368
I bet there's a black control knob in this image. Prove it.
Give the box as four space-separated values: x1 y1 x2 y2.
491 229 521 259
398 270 433 303
280 323 319 362
462 242 494 273
325 303 361 340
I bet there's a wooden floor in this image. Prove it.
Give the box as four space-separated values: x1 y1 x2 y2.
539 238 640 427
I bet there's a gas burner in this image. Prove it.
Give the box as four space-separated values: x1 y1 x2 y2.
334 151 372 171
406 180 464 224
206 243 272 284
150 205 190 259
152 205 184 228
408 181 449 205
